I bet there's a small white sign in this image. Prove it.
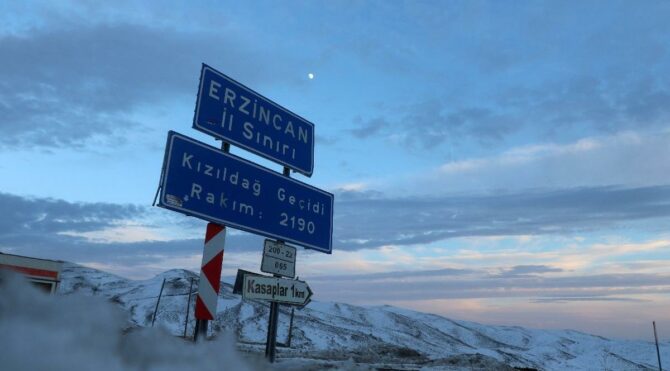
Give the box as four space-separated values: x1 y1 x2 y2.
263 240 297 262
261 256 296 278
261 240 297 278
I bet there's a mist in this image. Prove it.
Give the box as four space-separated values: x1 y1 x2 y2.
0 272 267 371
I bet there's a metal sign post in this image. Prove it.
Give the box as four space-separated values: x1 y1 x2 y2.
266 167 289 363
265 299 280 361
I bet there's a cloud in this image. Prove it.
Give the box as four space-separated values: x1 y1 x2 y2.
0 19 305 150
0 192 268 278
301 235 670 308
0 192 142 235
302 249 668 303
430 237 670 276
1 232 266 280
310 267 474 282
316 134 339 146
333 185 670 250
332 188 384 201
348 117 389 139
349 103 514 148
350 78 670 151
532 297 649 303
492 265 563 278
392 295 670 340
5 1 670 155
404 130 670 194
1 191 668 314
311 271 670 302
498 77 670 138
439 137 603 174
60 225 173 244
338 2 670 150
3 179 670 271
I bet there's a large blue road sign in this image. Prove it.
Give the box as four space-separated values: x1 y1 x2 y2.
193 64 315 176
158 131 333 253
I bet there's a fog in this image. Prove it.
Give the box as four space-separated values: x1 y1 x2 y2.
0 272 268 371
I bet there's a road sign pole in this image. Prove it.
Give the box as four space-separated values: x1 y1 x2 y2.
193 319 208 342
265 167 291 362
265 300 279 361
287 307 294 347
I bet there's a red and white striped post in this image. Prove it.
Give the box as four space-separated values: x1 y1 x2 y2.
193 222 226 341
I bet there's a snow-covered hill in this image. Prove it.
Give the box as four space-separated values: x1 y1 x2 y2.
58 263 668 370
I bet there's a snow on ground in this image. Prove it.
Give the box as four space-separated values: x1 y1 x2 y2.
4 262 667 371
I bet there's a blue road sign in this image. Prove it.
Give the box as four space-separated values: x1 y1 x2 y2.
193 64 315 176
158 131 333 253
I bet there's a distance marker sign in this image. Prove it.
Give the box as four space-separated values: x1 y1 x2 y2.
157 131 333 253
193 64 315 176
261 240 296 278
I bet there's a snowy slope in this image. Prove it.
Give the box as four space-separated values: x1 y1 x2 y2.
58 263 669 370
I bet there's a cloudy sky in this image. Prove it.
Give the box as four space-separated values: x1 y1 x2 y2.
2 1 670 340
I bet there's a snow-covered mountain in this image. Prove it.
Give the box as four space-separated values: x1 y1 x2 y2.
58 263 668 370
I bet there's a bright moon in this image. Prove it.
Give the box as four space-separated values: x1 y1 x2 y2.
308 73 314 80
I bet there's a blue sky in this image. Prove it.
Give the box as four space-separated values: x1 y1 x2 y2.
1 0 670 340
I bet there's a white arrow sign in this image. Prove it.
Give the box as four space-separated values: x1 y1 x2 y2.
243 274 312 306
